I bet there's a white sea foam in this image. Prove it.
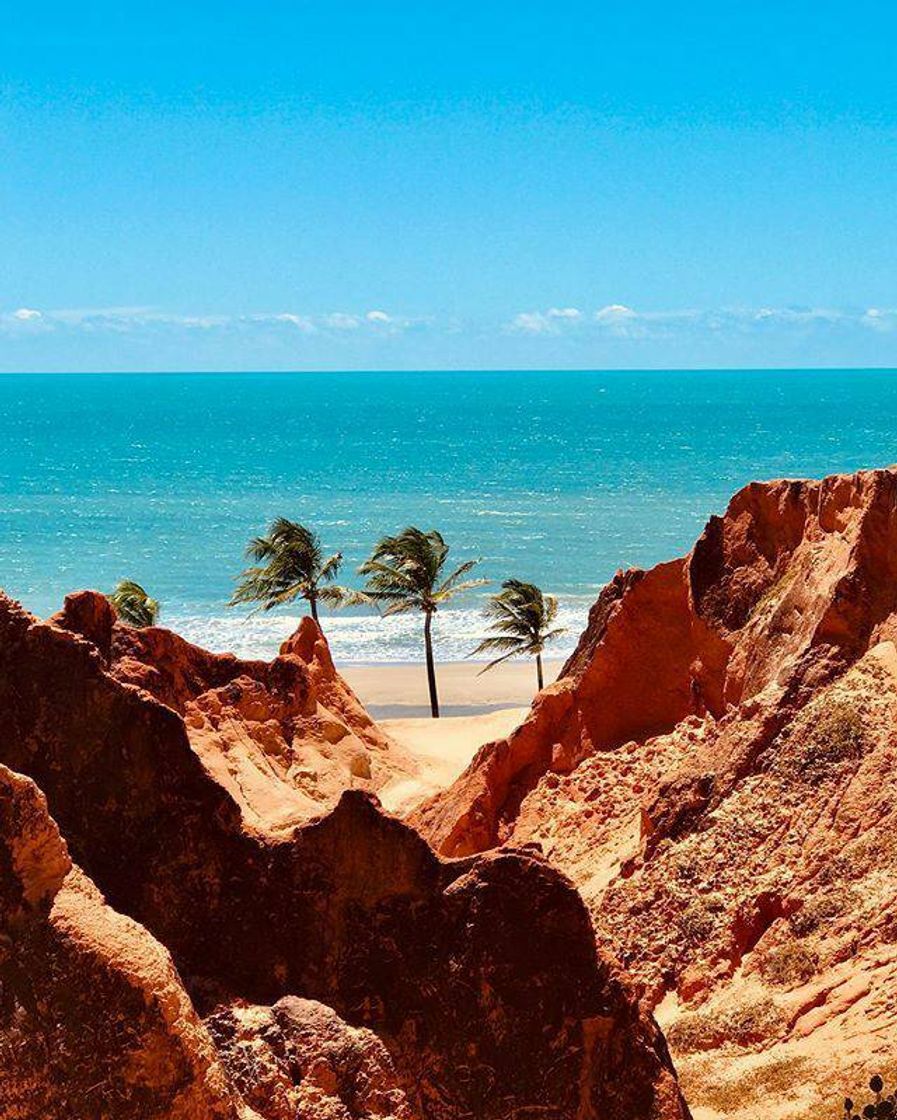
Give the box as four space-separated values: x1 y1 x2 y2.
168 600 591 664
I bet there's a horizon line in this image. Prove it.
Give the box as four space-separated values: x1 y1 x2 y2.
3 365 897 376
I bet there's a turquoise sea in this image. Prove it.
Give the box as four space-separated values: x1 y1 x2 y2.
2 369 896 662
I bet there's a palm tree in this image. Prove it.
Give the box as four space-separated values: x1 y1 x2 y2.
470 579 565 691
359 527 486 718
108 579 160 628
230 518 353 627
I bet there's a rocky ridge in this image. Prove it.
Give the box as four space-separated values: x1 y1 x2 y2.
413 467 897 1119
0 590 688 1119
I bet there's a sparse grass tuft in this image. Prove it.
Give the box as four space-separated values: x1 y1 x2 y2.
678 1054 811 1116
667 996 787 1053
758 941 819 988
789 886 860 937
676 894 726 946
778 697 867 784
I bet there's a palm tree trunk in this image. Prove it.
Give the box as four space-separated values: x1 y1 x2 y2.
536 651 544 692
309 594 319 624
424 610 439 718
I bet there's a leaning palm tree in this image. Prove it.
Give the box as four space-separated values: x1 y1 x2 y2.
359 527 486 718
108 579 160 628
229 518 353 628
470 579 565 691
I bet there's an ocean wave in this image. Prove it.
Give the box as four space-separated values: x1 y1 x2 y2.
168 600 590 664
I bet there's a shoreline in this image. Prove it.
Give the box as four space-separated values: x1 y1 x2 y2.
342 658 564 717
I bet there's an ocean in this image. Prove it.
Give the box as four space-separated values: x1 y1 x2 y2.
2 369 896 663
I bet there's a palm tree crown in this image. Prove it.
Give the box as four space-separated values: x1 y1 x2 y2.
470 579 565 690
108 579 160 628
359 527 486 716
230 518 351 624
358 527 485 615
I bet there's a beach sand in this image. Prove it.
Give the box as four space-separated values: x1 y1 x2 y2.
378 706 529 814
344 658 563 815
342 657 563 719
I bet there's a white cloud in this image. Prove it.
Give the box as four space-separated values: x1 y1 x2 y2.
324 312 361 331
502 303 897 345
509 307 585 335
594 304 637 322
509 312 548 334
6 303 897 355
751 307 843 325
264 313 317 333
861 308 897 332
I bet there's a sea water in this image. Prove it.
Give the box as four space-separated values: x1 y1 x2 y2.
2 369 896 662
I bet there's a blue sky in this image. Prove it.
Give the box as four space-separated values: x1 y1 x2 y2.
2 1 896 370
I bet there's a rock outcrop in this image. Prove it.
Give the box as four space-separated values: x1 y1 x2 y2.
0 764 241 1120
51 590 410 826
0 592 689 1119
206 997 417 1120
414 467 897 1119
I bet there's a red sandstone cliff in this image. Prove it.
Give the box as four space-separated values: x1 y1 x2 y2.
0 592 688 1119
0 764 242 1120
413 467 897 1118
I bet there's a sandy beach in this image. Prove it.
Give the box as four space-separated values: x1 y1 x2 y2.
346 659 562 814
342 657 563 719
347 654 564 815
378 706 529 814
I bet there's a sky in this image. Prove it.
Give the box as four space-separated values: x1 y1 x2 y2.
2 1 896 371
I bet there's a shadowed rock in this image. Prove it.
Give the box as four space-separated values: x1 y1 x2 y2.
413 466 897 1118
0 592 689 1119
0 764 241 1120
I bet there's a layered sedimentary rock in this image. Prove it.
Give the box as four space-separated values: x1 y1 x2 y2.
414 467 897 1119
0 591 688 1119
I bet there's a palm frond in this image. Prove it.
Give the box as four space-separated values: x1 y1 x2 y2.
432 577 489 603
231 519 352 615
108 579 160 628
380 599 423 617
469 634 527 655
319 551 343 581
357 558 419 592
245 535 276 561
474 578 563 673
359 527 480 615
436 558 483 595
316 584 360 607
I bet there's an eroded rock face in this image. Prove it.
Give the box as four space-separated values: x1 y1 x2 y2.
206 997 417 1120
414 467 897 1119
52 594 411 825
0 765 240 1120
0 592 689 1120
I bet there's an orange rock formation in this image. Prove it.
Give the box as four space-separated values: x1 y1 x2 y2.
414 467 897 1118
0 591 688 1119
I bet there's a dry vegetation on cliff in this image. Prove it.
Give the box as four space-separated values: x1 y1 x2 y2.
414 466 897 1120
